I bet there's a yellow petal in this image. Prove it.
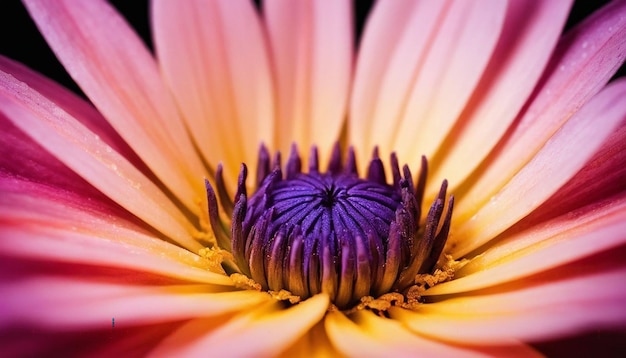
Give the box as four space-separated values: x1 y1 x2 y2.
151 294 329 356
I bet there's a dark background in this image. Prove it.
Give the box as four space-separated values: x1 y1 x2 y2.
0 1 625 356
0 0 624 99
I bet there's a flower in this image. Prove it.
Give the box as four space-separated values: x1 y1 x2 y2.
1 0 626 356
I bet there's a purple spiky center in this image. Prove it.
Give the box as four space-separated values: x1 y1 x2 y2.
206 144 453 309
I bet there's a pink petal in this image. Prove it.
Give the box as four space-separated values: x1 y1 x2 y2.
456 0 626 225
0 277 268 329
151 0 274 185
0 56 148 173
391 267 626 343
264 0 352 167
0 71 200 251
425 193 626 295
325 310 541 357
451 78 626 257
426 0 573 198
150 294 329 357
0 115 107 199
350 0 506 168
522 121 626 225
1 321 183 357
0 182 230 284
22 0 206 211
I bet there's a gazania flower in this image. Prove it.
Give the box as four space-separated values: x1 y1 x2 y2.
1 0 626 356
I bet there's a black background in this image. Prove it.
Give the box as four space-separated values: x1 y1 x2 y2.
1 1 625 356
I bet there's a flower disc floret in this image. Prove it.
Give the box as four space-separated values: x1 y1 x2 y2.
206 144 453 309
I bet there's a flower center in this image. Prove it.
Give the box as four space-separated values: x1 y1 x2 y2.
206 144 453 309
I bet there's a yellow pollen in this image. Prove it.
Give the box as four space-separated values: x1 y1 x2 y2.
198 246 231 274
230 273 262 291
415 255 467 289
269 289 302 304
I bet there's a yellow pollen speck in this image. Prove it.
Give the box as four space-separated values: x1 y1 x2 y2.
345 292 420 315
269 289 302 304
198 246 232 274
415 255 468 290
230 273 262 291
340 255 468 315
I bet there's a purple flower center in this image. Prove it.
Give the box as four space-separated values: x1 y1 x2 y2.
206 144 453 309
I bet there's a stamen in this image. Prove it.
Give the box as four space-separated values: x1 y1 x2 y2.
207 144 454 309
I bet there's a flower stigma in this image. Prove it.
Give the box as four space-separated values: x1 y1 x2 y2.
205 143 454 310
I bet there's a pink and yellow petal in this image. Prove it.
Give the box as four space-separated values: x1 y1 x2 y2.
349 0 451 160
0 70 201 251
391 0 508 166
350 0 506 170
0 56 146 171
325 310 541 357
22 0 206 213
150 293 329 356
524 121 626 225
456 0 626 224
0 276 267 330
264 0 352 167
451 78 626 257
391 268 626 344
0 218 228 285
427 0 573 199
425 193 626 295
152 0 274 186
279 322 342 358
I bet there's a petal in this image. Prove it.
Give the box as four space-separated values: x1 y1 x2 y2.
523 121 626 225
152 0 274 185
325 310 541 357
0 226 228 286
279 322 340 358
0 113 104 198
263 0 352 168
0 182 230 284
0 56 146 171
425 193 626 295
350 0 507 169
426 0 573 198
22 0 206 212
456 0 626 224
451 78 626 257
0 276 268 330
0 71 200 251
1 321 183 357
150 294 329 357
391 268 626 344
